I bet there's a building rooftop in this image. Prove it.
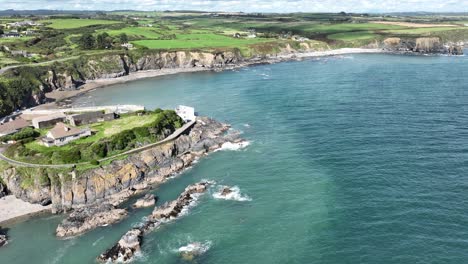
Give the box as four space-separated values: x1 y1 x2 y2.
0 118 30 135
32 113 66 123
48 122 87 140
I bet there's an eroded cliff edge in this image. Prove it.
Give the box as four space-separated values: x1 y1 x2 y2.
0 38 463 117
0 117 243 212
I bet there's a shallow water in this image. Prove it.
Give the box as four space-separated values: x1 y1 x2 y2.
2 53 468 263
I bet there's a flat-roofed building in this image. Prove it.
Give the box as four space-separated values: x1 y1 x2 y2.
68 111 117 126
32 113 66 129
175 105 196 122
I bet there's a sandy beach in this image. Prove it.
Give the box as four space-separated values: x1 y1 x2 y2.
0 195 51 225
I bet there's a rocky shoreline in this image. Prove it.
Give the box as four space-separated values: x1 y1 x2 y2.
1 116 242 212
97 181 211 263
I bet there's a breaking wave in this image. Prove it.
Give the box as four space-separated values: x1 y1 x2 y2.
213 186 252 202
215 141 250 152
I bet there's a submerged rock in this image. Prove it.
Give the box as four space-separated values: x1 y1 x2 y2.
133 194 157 208
98 181 211 263
56 203 127 238
0 234 7 247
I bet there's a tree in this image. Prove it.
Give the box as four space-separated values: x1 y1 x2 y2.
119 33 128 44
96 32 112 49
0 28 3 35
79 33 95 50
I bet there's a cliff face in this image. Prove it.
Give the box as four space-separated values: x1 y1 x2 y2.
1 43 323 117
42 50 244 92
382 37 464 55
0 117 242 212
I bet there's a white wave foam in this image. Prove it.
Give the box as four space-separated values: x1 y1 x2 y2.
178 241 212 256
215 141 250 152
213 186 252 202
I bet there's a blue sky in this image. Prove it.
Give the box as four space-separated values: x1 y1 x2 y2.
0 0 466 13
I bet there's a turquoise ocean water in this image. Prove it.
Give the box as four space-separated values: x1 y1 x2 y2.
1 53 468 263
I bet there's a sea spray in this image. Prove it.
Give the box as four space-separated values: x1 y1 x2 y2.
213 186 252 202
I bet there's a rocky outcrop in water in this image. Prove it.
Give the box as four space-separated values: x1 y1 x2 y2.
56 203 127 238
1 117 242 212
0 234 7 247
133 194 157 208
97 181 211 263
220 186 234 197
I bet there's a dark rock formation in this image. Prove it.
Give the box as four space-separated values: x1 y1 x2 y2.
98 229 142 263
133 194 157 208
0 227 8 248
220 186 233 197
0 183 7 198
56 203 127 238
1 117 241 212
0 235 6 247
97 181 211 263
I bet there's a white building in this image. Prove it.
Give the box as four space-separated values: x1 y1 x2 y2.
175 105 196 122
42 122 91 147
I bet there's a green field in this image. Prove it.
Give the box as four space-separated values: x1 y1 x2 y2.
385 27 462 35
42 19 121 29
133 33 272 49
328 31 377 41
98 27 162 39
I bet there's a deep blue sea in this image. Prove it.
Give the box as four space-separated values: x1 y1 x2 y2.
1 53 468 263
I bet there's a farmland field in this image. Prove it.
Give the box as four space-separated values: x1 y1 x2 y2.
42 18 121 29
328 31 377 41
97 27 162 39
133 33 272 49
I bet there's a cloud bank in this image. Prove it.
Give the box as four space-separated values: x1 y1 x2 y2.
0 0 466 13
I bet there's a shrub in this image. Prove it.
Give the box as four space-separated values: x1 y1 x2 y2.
90 159 100 166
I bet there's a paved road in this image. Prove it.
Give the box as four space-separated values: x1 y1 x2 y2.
0 120 196 168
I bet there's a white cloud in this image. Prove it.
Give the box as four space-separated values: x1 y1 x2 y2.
0 0 467 12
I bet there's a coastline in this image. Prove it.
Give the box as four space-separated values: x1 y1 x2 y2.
0 48 378 224
37 48 386 109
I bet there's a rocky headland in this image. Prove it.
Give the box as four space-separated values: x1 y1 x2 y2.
56 203 128 238
97 181 211 263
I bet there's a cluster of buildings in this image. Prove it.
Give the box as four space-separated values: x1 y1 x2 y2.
1 110 119 147
1 20 40 38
